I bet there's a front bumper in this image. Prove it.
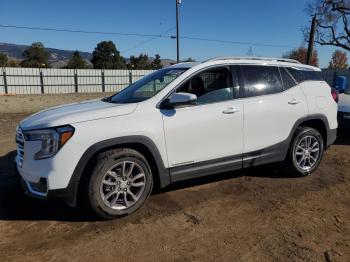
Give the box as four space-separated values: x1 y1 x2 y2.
15 158 78 207
14 127 85 207
338 112 350 129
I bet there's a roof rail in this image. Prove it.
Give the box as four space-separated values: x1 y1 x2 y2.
204 56 301 64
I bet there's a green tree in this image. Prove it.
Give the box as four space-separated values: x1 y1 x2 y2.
135 54 150 69
329 50 349 69
65 51 88 69
127 53 152 69
283 47 319 66
184 57 196 62
0 53 8 67
151 54 163 69
126 55 137 69
91 41 126 69
127 55 138 69
20 42 50 68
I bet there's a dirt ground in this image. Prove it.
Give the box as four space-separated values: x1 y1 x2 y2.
0 94 350 262
0 93 112 114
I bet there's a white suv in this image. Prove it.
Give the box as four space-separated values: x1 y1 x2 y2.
16 57 338 218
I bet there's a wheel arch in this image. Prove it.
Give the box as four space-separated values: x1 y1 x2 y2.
297 119 327 146
278 114 332 162
59 136 170 207
295 114 330 146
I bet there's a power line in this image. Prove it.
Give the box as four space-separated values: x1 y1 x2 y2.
0 24 334 52
121 27 175 53
0 24 171 38
181 36 294 48
180 35 334 52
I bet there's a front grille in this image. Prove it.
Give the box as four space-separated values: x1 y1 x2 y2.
16 128 25 167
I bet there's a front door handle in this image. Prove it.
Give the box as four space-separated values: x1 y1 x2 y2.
288 99 300 105
222 107 240 114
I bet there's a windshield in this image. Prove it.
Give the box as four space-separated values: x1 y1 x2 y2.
108 68 188 103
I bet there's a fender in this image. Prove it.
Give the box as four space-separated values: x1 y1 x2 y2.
48 136 170 207
302 113 335 147
287 113 333 148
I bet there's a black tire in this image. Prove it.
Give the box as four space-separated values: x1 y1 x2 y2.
286 127 324 177
88 148 153 219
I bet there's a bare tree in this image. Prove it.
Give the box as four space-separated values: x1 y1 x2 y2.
306 0 350 51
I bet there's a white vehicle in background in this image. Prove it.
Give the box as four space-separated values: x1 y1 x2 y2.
338 89 350 128
15 57 338 219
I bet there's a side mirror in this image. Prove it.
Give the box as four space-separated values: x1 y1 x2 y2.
162 92 197 108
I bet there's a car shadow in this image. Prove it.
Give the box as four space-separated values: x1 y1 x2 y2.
0 150 95 222
156 163 294 195
0 150 298 223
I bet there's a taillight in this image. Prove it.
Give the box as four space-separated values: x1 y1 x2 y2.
331 88 339 103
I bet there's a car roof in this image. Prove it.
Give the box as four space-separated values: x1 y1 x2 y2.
168 62 199 69
168 57 320 71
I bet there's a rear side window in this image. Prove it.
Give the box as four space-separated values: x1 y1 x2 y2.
286 68 324 83
240 65 283 97
280 67 297 90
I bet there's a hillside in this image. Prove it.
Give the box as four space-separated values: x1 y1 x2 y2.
0 42 176 68
0 42 92 62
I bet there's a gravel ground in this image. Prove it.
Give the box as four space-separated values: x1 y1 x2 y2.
0 94 349 261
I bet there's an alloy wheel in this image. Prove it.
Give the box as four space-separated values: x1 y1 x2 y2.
294 135 320 171
100 161 146 210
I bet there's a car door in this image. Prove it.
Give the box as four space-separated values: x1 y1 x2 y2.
160 66 244 174
238 65 308 165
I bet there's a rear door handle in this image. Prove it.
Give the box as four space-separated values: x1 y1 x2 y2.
288 99 300 105
222 107 240 114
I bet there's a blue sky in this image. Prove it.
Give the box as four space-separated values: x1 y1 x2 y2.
0 0 345 67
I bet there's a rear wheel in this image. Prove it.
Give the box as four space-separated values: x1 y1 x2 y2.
287 127 324 176
88 148 153 219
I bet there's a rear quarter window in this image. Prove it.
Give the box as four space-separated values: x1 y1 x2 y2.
286 68 324 83
279 67 297 90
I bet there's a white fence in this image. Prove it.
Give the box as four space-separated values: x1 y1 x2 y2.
1 67 348 95
0 68 155 94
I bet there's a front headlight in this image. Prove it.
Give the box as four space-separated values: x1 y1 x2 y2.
24 125 75 160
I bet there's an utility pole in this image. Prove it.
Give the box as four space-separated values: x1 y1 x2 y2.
176 0 181 63
306 15 317 65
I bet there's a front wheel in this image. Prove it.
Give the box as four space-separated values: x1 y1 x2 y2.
88 148 153 219
287 127 324 176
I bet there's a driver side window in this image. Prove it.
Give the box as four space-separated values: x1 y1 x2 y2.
177 67 237 105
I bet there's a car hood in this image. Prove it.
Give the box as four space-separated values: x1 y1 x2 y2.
339 93 350 113
20 99 138 130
